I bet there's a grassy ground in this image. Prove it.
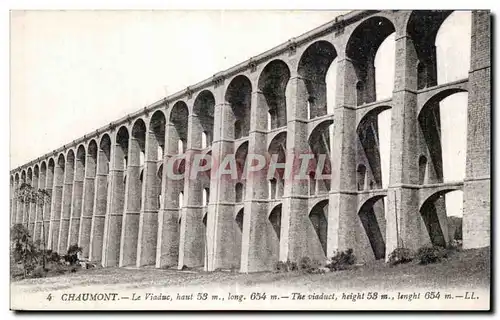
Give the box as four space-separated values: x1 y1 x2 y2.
11 247 489 294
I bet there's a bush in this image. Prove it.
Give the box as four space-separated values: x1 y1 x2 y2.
298 257 321 274
326 249 356 271
31 266 47 279
388 247 413 265
64 244 82 265
275 260 298 273
416 246 448 265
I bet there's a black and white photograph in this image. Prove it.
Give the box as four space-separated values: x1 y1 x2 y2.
8 7 491 311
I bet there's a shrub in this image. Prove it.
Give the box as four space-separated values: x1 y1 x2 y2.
31 266 47 279
275 260 298 273
416 246 448 265
326 249 356 271
64 244 82 265
298 257 321 274
388 247 413 265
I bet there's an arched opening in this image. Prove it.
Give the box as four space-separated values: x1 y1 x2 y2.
419 155 428 185
89 136 110 259
417 62 426 90
258 60 290 130
202 188 209 207
234 120 242 140
268 132 287 199
139 151 145 166
128 119 147 255
309 171 316 196
418 91 468 216
25 168 33 228
30 166 39 235
36 162 47 243
157 146 163 162
235 209 244 232
357 164 366 191
346 16 396 105
178 192 184 209
269 204 282 241
69 145 86 245
358 196 386 260
44 158 55 248
297 40 338 119
269 178 277 200
58 149 75 252
170 101 189 156
13 173 19 224
408 11 470 89
157 164 163 208
193 90 215 148
51 154 65 252
420 190 455 247
235 141 248 203
445 190 463 243
308 120 333 193
201 132 208 149
225 75 252 139
309 200 328 256
357 106 392 191
235 183 243 203
150 111 166 214
116 127 129 208
356 81 365 106
233 208 245 268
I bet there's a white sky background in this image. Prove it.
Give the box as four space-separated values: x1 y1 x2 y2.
11 10 470 216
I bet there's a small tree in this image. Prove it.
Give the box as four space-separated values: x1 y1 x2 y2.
13 184 51 268
11 224 39 277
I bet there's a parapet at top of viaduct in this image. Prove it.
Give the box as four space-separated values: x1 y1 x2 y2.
10 9 421 173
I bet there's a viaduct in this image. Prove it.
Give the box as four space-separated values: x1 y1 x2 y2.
10 10 490 272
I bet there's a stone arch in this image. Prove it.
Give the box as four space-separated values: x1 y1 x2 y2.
308 119 333 194
150 110 166 161
258 59 290 129
235 182 243 203
406 10 455 89
131 119 147 187
169 101 189 154
268 131 287 199
225 75 252 139
269 203 282 240
99 134 111 173
356 106 392 189
13 172 20 223
27 167 33 189
193 90 215 148
356 164 367 191
33 164 39 179
298 40 338 119
40 161 47 179
418 91 468 183
357 194 386 260
419 155 428 185
419 188 461 247
76 145 86 184
235 140 248 181
66 148 75 165
309 199 328 256
346 16 396 105
116 126 129 171
235 208 244 232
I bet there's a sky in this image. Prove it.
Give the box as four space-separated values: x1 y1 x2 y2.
10 10 471 216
